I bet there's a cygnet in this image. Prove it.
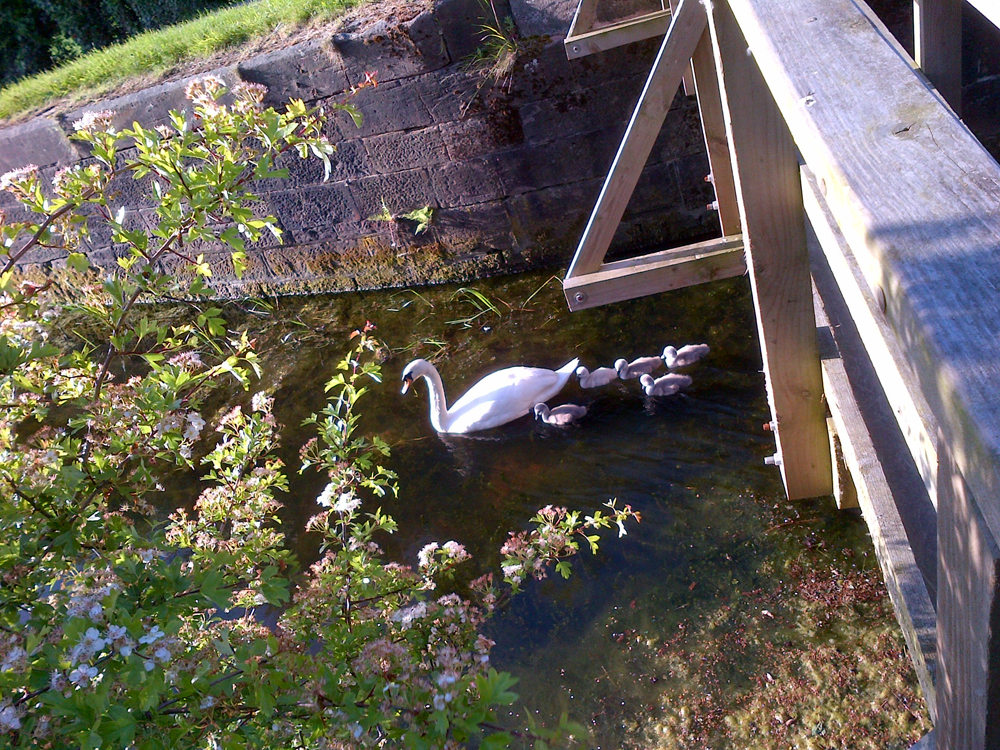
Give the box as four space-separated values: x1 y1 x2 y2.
614 356 664 380
534 402 588 426
639 372 692 397
662 344 710 369
576 365 619 389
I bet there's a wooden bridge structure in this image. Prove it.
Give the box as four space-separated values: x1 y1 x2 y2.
559 1 1000 748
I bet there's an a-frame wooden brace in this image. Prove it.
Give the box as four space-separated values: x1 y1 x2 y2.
563 0 832 501
563 0 741 313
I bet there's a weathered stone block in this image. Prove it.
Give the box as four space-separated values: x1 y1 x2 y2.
238 40 349 105
518 76 646 144
650 102 710 163
435 201 514 250
333 10 449 86
348 167 435 218
434 0 498 62
438 107 524 160
0 118 77 174
505 178 602 252
364 126 449 173
430 159 504 207
326 80 434 139
509 0 577 38
625 161 683 216
414 69 490 124
494 128 620 194
268 182 360 241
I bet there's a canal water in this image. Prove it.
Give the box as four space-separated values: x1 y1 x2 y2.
162 270 930 749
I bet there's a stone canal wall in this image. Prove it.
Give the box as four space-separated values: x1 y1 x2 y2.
0 0 719 296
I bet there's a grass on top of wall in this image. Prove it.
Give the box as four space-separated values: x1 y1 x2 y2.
0 0 361 123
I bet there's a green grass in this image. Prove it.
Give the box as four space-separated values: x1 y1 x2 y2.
0 0 361 122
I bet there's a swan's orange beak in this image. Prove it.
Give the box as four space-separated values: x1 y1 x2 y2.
401 375 412 395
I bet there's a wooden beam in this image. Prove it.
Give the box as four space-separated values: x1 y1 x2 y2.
914 0 962 113
802 167 940 508
722 0 1000 546
826 417 860 510
691 27 741 236
566 0 706 278
562 234 745 311
722 0 1000 741
665 0 695 94
937 446 1000 749
565 9 674 60
708 0 832 500
569 0 598 37
814 282 938 721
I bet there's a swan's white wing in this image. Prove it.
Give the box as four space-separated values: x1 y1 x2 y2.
445 366 564 433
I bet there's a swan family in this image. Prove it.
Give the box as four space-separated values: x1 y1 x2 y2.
401 342 709 434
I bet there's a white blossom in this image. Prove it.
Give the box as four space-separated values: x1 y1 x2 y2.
418 542 439 569
69 664 98 687
316 483 337 508
139 625 164 645
0 704 21 731
332 491 361 514
183 411 205 441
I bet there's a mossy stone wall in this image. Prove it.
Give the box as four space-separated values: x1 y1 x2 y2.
0 0 720 296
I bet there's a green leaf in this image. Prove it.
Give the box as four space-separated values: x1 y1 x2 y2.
66 252 90 272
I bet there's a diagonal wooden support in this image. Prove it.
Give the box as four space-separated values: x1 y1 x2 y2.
691 27 740 236
565 0 707 280
564 234 745 311
565 7 674 60
707 0 832 500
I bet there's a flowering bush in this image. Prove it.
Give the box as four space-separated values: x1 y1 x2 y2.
0 79 638 749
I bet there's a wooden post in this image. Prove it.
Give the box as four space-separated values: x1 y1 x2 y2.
937 442 1000 749
566 0 707 278
707 0 832 500
914 0 962 113
666 0 696 95
690 28 741 236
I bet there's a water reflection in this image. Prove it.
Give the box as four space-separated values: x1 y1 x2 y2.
158 270 929 747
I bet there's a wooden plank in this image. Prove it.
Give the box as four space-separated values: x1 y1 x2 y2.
562 234 745 310
814 283 938 719
914 0 963 113
572 0 598 36
708 0 832 500
691 27 741 235
565 0 706 278
937 446 1000 749
723 0 1000 587
565 9 674 59
802 166 940 508
967 0 1000 30
910 731 935 750
827 417 860 510
666 0 695 94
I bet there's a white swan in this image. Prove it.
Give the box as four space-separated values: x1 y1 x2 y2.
401 358 580 434
534 402 587 426
615 356 663 380
640 372 692 396
576 365 618 389
662 344 710 369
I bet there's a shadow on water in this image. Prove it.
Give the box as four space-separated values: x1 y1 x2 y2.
152 269 929 748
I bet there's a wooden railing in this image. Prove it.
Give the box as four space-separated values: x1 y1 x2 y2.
561 0 1000 746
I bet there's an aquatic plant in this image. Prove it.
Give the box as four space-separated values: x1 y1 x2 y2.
0 79 639 748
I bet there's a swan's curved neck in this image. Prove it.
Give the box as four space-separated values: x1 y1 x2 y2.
419 366 451 432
